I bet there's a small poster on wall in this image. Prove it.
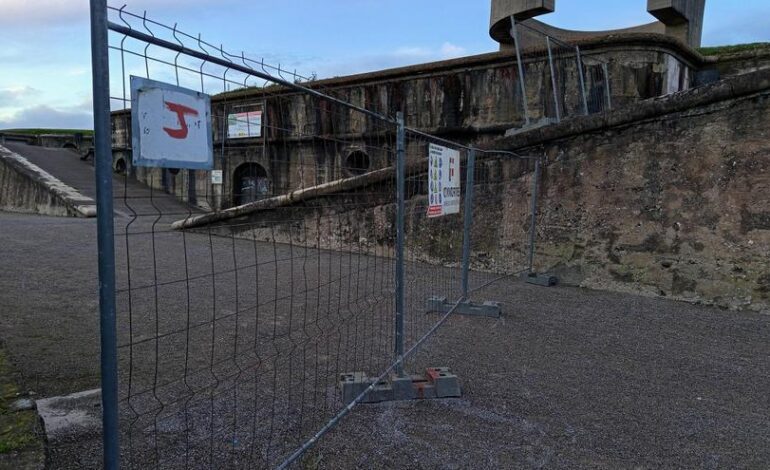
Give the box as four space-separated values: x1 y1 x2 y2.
227 111 262 138
427 143 461 218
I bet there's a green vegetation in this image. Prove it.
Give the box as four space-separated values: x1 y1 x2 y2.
1 128 93 136
698 42 770 56
0 351 39 455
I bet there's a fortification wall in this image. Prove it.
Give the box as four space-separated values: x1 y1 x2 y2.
490 73 770 311
205 70 770 312
112 34 697 211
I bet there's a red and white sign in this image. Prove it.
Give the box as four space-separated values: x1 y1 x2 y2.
427 144 461 218
131 76 213 169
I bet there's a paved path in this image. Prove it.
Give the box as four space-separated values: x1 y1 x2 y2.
0 208 768 468
3 142 99 200
4 141 196 219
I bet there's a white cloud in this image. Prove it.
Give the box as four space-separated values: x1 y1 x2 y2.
439 42 467 59
0 87 38 107
0 0 87 27
0 0 236 27
0 105 93 130
312 42 473 79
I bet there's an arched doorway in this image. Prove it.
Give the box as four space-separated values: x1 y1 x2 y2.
233 163 270 206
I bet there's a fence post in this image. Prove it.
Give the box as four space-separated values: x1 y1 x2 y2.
509 16 530 127
394 112 406 377
89 0 119 469
575 45 589 116
527 158 541 274
602 62 612 110
461 148 476 300
545 36 561 123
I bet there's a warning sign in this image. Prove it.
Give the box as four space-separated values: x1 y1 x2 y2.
131 76 213 169
427 144 461 218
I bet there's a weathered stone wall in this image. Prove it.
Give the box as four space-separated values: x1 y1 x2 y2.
711 48 770 79
205 70 770 312
503 89 770 311
0 146 96 218
111 34 698 211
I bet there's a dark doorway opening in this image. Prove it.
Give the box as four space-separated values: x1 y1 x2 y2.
233 163 270 206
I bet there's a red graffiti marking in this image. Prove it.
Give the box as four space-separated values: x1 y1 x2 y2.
163 101 199 139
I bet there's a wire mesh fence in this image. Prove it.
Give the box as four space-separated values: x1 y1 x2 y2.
100 5 510 468
511 20 613 125
464 150 538 297
107 6 402 468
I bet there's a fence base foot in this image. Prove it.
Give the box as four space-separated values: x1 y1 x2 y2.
524 273 558 287
340 367 461 405
425 296 501 318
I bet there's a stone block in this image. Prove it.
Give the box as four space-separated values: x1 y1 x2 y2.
339 372 372 405
426 367 461 398
364 381 394 403
426 296 448 313
390 373 416 400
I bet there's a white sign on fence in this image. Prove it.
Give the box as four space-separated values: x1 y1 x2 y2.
131 76 213 169
228 111 262 138
427 143 461 218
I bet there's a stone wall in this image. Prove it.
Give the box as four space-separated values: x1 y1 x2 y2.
111 33 698 211
709 47 770 79
0 146 96 218
204 70 770 312
499 85 770 311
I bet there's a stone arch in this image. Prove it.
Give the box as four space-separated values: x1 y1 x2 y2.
343 149 371 176
233 162 270 206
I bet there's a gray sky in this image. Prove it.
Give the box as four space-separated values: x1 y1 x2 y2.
0 0 767 130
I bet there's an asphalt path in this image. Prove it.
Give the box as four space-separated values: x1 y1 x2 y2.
1 207 768 469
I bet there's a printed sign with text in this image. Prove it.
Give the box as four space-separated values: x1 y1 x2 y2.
228 111 262 139
427 143 461 218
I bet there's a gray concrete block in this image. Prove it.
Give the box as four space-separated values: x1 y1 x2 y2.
390 374 416 400
426 296 448 313
339 372 372 405
341 369 461 404
427 367 461 398
364 381 394 403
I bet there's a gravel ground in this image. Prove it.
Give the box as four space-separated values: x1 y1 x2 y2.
1 209 769 469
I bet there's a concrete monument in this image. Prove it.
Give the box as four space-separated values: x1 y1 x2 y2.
490 0 706 49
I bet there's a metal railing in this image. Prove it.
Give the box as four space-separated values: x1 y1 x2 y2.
508 18 613 127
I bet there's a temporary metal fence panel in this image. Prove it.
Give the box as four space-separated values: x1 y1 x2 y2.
510 20 613 125
102 5 405 468
462 149 539 298
91 4 491 468
401 131 467 367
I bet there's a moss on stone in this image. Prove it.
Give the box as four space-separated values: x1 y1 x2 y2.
698 43 770 56
0 351 41 456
